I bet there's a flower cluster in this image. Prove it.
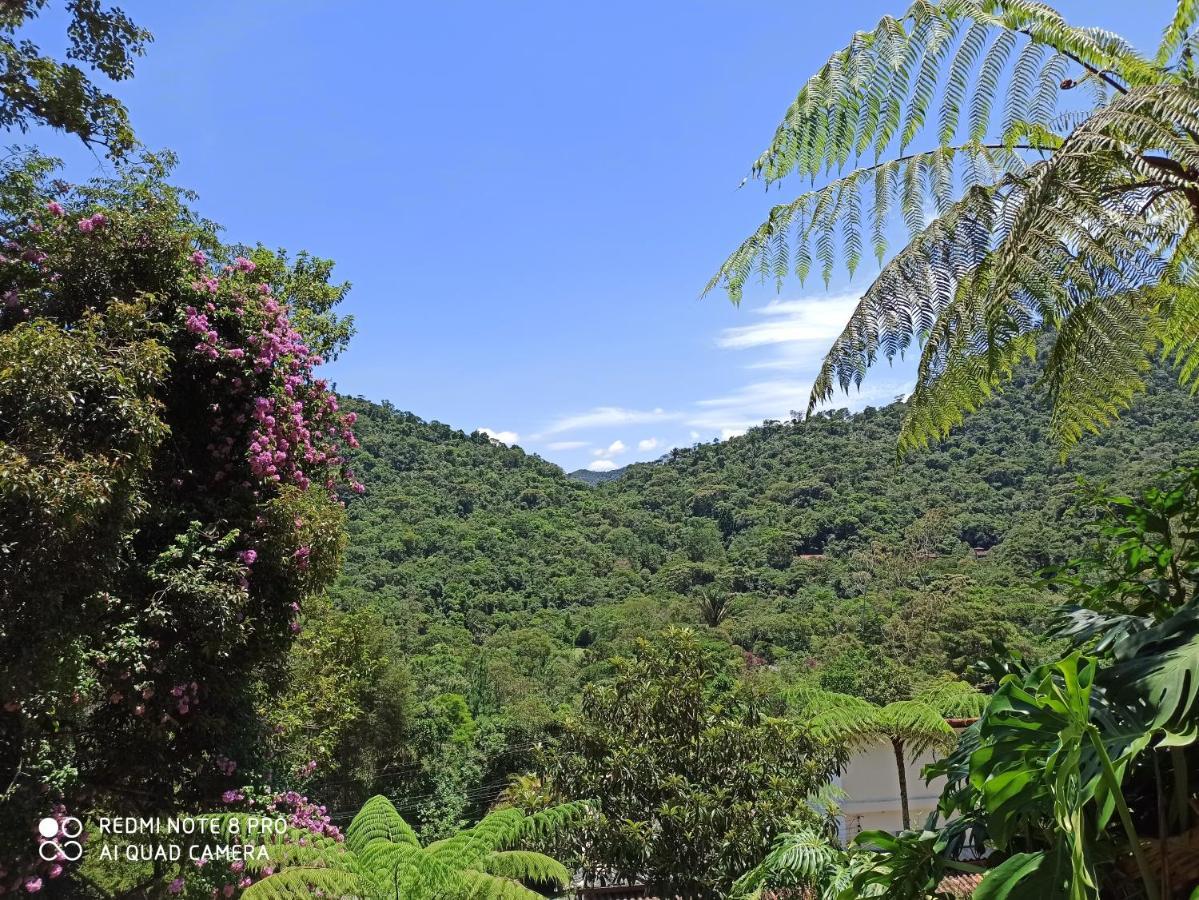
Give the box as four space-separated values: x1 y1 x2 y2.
267 790 343 842
0 804 72 894
170 681 200 716
180 253 360 504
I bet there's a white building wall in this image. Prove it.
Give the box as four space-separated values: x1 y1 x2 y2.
835 740 949 841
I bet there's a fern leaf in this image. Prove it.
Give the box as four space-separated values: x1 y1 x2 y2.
480 850 571 887
347 794 421 853
1157 0 1199 64
242 868 378 900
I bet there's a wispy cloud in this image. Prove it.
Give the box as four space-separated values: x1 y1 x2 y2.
716 293 861 351
687 379 811 433
478 427 519 445
536 406 682 436
546 440 587 450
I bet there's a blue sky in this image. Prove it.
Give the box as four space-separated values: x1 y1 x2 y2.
27 0 1165 472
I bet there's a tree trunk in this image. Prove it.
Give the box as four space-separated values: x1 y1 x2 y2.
892 736 911 831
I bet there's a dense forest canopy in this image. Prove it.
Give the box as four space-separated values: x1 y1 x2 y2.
291 360 1199 837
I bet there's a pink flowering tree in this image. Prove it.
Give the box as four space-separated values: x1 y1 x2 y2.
0 151 360 894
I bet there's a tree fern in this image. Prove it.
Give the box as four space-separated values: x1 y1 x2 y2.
729 828 847 900
243 795 584 900
712 0 1199 452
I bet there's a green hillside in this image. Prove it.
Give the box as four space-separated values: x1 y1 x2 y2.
291 365 1199 834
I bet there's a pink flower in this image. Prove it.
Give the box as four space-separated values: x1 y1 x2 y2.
239 549 257 566
190 250 207 267
46 865 62 879
23 878 42 893
234 256 256 273
77 218 94 233
46 201 64 217
168 878 184 894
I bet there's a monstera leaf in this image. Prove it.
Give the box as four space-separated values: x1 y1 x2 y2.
1105 605 1199 746
971 847 1073 900
845 829 983 900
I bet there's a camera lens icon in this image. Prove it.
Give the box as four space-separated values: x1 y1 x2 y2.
37 816 83 862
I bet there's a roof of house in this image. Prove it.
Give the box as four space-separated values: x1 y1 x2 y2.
938 872 985 897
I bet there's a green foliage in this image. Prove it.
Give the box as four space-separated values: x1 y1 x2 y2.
0 152 357 885
730 827 849 900
711 0 1199 452
536 628 842 897
0 1 151 154
243 795 584 900
324 363 1199 841
852 468 1199 899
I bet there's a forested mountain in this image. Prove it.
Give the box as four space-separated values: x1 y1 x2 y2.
567 466 627 485
307 364 1199 835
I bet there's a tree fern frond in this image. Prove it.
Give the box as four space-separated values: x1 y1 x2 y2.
460 869 550 900
970 29 1017 140
248 797 578 900
242 867 377 899
1156 282 1199 388
808 182 1002 411
898 318 1039 453
877 700 957 755
719 2 1196 454
1157 0 1199 64
1043 291 1155 447
347 794 421 852
511 800 591 844
914 677 989 717
730 828 844 899
1003 40 1047 138
940 21 992 144
480 850 571 887
710 145 1021 302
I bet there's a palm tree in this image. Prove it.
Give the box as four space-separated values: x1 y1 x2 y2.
795 681 985 830
696 586 733 627
709 0 1199 452
237 795 586 900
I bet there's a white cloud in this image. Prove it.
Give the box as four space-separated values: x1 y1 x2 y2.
637 437 659 451
546 440 587 450
689 430 701 440
592 440 627 459
716 294 861 350
537 406 682 436
686 376 913 439
479 427 519 445
586 459 620 472
689 380 811 432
